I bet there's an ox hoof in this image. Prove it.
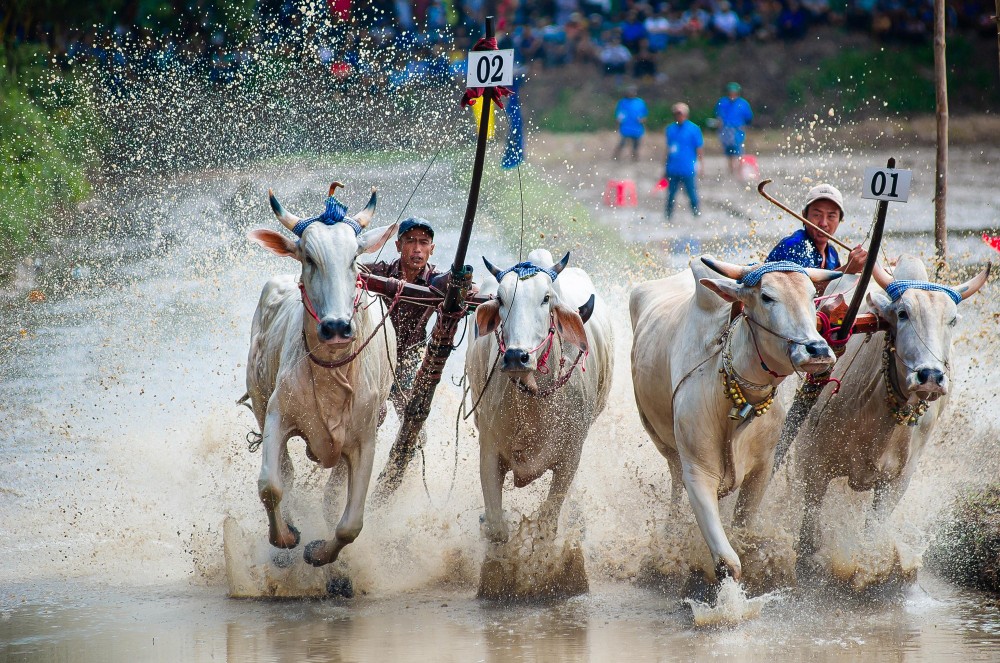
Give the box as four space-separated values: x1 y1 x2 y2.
715 560 741 582
326 576 354 598
271 548 295 569
303 539 330 567
270 524 301 550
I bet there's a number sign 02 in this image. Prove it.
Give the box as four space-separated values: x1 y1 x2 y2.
862 167 912 202
466 49 514 88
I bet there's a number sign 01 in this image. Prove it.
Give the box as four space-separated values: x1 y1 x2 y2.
862 167 912 202
466 49 514 88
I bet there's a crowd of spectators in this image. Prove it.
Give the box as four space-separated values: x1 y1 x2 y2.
5 0 997 88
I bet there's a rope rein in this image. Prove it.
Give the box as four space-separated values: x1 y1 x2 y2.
301 278 405 369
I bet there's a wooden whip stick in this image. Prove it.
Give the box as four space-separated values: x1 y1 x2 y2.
757 179 852 251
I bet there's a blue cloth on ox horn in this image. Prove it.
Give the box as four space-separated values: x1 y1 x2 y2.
884 280 962 304
495 261 559 283
736 260 807 286
291 195 361 237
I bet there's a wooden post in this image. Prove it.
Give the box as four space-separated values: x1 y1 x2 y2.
933 0 949 267
374 16 496 499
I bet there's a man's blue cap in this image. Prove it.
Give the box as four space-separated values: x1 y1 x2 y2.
398 217 434 239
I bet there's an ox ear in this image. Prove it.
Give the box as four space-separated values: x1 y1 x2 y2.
699 278 741 303
552 302 590 353
475 299 501 337
357 223 397 255
249 229 299 260
866 291 893 321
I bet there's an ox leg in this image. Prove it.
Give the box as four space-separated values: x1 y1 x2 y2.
538 450 583 541
664 447 686 506
258 408 300 549
683 466 742 581
797 468 829 559
480 444 509 544
732 464 769 529
304 440 376 567
870 473 912 529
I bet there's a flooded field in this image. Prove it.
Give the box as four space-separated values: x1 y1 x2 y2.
1 141 999 661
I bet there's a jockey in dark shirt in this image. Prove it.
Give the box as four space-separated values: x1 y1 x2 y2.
364 217 451 414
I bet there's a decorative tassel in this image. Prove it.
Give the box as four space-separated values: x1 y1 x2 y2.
469 96 495 140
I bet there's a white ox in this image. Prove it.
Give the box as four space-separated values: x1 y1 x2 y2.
467 249 614 543
630 256 841 580
795 256 991 557
244 183 397 574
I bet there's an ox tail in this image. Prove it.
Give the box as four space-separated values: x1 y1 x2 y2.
236 392 252 411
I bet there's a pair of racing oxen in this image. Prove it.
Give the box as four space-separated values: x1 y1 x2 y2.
242 182 990 589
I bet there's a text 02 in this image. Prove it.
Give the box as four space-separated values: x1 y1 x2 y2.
466 49 514 88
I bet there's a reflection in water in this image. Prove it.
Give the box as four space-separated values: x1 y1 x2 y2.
0 149 998 660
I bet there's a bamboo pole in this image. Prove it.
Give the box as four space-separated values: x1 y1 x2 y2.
933 0 949 267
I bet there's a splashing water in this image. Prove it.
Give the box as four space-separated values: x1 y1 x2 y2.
685 578 786 627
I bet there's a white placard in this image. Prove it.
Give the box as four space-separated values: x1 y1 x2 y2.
862 167 912 202
466 49 514 88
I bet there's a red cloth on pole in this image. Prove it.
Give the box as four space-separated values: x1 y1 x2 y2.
461 37 513 109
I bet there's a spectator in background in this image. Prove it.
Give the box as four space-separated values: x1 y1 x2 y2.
599 35 631 76
665 102 703 220
710 1 742 41
632 39 656 78
714 81 753 176
777 0 809 39
613 85 648 161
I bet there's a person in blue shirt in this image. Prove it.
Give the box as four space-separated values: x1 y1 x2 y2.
613 85 648 161
665 102 703 219
714 82 754 176
767 183 867 276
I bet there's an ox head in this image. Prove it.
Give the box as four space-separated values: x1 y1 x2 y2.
868 256 991 401
475 250 594 393
699 256 842 375
249 182 396 345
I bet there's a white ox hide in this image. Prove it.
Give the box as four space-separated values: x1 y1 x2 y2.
630 256 841 580
795 256 991 556
245 185 397 569
467 249 614 543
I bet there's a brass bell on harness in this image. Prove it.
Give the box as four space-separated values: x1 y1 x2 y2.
728 403 753 421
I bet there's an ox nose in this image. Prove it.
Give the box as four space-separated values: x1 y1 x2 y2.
804 341 831 358
502 348 531 371
917 367 945 385
318 318 353 342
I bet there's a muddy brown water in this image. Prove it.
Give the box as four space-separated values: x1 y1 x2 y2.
1 146 999 661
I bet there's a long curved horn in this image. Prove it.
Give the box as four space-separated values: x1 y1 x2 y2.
353 187 377 228
872 261 893 290
700 255 750 281
328 181 344 197
482 256 502 278
268 189 300 231
578 293 596 323
802 267 843 283
550 252 570 275
956 262 992 301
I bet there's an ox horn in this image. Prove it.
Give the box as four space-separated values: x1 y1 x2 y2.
268 189 301 231
872 261 894 290
482 256 502 278
802 267 843 283
328 181 344 197
578 293 596 323
701 255 749 281
352 187 377 228
550 252 570 275
955 262 992 301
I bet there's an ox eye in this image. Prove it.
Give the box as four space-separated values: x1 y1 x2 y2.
897 310 909 321
542 295 550 304
948 316 958 327
761 293 774 304
496 295 503 306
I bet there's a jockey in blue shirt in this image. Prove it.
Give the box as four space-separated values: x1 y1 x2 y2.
767 183 867 278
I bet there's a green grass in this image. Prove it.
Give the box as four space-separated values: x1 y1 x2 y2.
926 484 1000 593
